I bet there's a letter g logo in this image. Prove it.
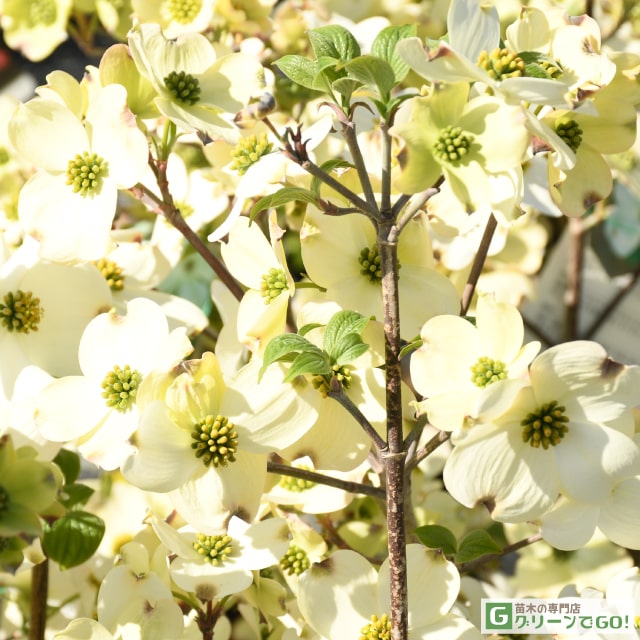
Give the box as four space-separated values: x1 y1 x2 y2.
484 602 513 631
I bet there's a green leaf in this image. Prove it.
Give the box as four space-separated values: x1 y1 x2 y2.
52 449 81 485
398 337 423 360
308 25 361 62
344 56 396 101
335 339 369 366
518 51 563 79
455 529 502 564
250 187 318 221
58 483 95 510
298 322 324 337
311 159 353 196
42 511 105 570
260 333 321 380
311 57 343 92
274 55 318 90
323 310 371 360
414 524 458 555
371 24 417 83
284 350 332 382
330 76 364 100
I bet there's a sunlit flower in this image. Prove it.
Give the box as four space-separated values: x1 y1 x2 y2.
300 207 459 339
151 514 290 598
0 0 73 62
390 82 529 215
0 433 60 538
219 213 295 353
537 467 640 551
121 351 319 532
91 231 209 336
8 85 149 263
525 53 640 217
128 23 266 144
410 293 540 432
396 0 571 108
443 341 640 522
0 237 112 401
131 0 216 38
96 540 185 639
35 298 193 470
297 544 482 639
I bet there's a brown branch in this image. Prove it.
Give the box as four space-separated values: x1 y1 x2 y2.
405 430 451 474
378 221 408 640
131 173 245 302
29 559 48 640
583 265 640 340
327 381 387 453
564 216 585 341
460 213 498 316
282 127 378 218
267 461 385 499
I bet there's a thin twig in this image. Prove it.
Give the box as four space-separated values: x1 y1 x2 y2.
340 118 378 212
29 559 49 640
327 383 387 453
267 461 385 499
564 216 585 341
282 127 379 218
405 430 451 474
460 213 498 315
380 120 393 214
132 175 245 302
583 266 640 340
395 188 441 234
391 194 411 219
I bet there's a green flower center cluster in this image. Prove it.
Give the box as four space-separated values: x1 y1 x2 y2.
66 152 109 197
0 486 10 515
230 133 274 175
93 258 125 291
166 0 203 24
0 290 44 334
261 267 288 304
312 364 352 397
521 400 570 449
164 71 201 105
101 365 142 412
279 543 310 575
279 466 315 492
554 118 583 153
0 147 10 165
540 59 563 79
191 415 238 467
359 244 382 283
193 533 233 565
433 126 473 164
360 613 391 640
470 356 508 388
29 0 57 26
477 47 525 80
